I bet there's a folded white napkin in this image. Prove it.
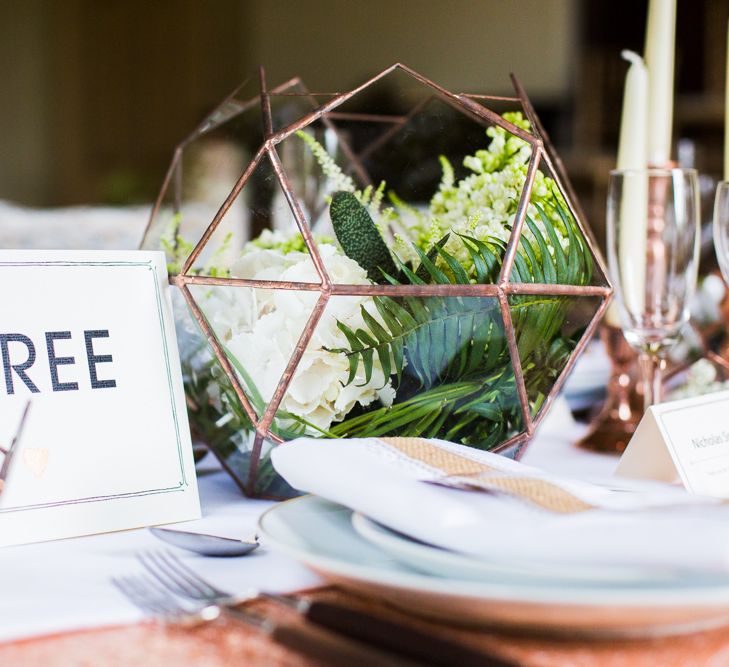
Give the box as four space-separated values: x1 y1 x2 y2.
271 435 729 575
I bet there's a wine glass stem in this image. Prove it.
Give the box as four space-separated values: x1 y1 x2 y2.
639 352 665 410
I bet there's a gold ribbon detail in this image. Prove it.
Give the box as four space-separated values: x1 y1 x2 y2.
379 436 594 514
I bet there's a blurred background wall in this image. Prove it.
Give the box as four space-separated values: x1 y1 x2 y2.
0 0 727 239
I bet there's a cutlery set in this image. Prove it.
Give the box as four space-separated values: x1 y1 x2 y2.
113 530 517 667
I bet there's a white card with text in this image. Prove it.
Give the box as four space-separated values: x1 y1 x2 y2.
0 250 200 546
616 390 729 497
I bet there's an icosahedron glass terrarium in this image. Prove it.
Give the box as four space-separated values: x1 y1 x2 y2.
142 64 611 498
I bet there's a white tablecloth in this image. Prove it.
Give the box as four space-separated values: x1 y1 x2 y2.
0 399 615 644
0 464 320 642
0 201 149 250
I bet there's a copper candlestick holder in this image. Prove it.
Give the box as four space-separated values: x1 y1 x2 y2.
577 325 642 454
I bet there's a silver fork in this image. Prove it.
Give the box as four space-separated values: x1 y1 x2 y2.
136 550 517 667
112 568 421 667
137 550 266 607
112 574 225 627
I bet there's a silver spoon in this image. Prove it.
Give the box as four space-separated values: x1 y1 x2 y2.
149 526 260 557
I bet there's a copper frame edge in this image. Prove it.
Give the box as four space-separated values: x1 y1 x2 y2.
259 65 274 139
258 292 330 435
180 275 322 291
356 96 432 165
268 146 331 286
395 63 536 145
298 79 372 188
329 283 501 297
497 290 533 435
245 432 266 496
323 111 408 124
247 292 330 489
178 280 510 296
499 146 543 284
511 74 610 290
491 431 529 457
459 94 521 102
140 146 182 249
184 75 306 148
541 150 611 288
503 283 611 297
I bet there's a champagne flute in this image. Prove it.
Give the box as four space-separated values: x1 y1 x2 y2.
607 167 700 410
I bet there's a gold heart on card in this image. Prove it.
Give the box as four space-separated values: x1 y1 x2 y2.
23 448 50 478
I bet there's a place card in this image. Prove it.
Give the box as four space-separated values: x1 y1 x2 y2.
616 390 729 497
0 250 200 546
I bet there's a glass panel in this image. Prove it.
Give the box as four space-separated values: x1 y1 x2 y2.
271 294 524 450
509 295 602 421
267 78 337 137
184 283 320 498
275 73 534 288
508 155 607 289
159 151 321 280
142 75 332 276
188 283 319 418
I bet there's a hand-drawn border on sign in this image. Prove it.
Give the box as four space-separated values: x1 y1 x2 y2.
0 259 187 513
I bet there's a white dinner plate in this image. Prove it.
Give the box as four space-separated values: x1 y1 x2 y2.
350 512 681 585
258 495 729 637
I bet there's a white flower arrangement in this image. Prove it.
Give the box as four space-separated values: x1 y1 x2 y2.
201 235 394 432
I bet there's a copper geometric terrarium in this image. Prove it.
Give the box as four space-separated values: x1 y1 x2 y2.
141 63 611 498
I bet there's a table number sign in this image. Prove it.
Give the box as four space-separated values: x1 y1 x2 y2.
616 390 729 497
0 251 200 546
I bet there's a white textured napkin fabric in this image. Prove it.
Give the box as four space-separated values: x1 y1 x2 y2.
271 431 729 575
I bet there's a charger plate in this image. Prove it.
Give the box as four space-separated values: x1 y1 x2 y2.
258 495 729 638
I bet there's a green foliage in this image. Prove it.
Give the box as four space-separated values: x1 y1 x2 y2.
510 201 592 360
329 191 398 283
330 374 520 449
160 213 192 275
331 236 506 390
160 212 232 278
328 199 593 446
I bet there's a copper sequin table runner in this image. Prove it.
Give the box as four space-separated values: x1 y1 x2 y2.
3 586 729 667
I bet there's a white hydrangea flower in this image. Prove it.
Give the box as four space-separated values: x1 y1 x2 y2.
199 238 393 433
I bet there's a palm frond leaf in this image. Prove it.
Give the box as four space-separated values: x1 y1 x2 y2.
328 197 593 445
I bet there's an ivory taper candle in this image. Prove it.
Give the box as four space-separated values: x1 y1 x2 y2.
617 51 649 172
644 0 676 166
606 51 649 326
